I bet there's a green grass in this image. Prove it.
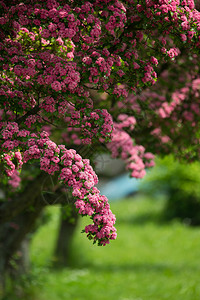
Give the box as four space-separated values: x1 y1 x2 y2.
12 195 200 299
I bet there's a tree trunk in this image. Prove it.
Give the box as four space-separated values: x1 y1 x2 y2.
0 203 43 297
0 250 6 298
0 171 75 295
9 236 31 280
54 204 79 267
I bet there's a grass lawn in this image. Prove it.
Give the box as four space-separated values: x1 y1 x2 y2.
10 195 200 300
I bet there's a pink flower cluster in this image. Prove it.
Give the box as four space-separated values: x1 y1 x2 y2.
25 137 116 245
59 148 117 245
0 122 117 245
1 0 200 128
69 108 113 144
8 170 21 189
107 115 155 178
1 151 23 177
116 114 136 130
117 49 200 158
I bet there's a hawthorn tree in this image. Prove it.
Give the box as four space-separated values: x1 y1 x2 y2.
1 0 200 291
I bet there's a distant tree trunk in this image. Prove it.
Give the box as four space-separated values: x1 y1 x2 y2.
13 237 30 275
54 204 79 267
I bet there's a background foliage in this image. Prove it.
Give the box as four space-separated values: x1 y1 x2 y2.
141 156 200 225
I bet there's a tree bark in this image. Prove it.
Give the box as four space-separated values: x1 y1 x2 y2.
0 196 44 293
0 172 60 296
0 170 77 295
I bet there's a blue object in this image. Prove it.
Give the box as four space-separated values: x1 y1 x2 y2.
99 173 141 201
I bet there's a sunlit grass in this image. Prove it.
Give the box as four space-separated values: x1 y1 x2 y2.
20 195 200 299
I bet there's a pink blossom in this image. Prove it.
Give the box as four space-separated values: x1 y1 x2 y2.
51 81 62 91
